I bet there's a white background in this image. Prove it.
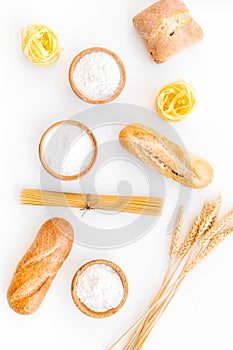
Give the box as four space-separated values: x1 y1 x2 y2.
1 0 233 349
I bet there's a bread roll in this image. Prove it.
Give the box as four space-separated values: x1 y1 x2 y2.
7 218 74 315
133 0 203 63
119 124 213 189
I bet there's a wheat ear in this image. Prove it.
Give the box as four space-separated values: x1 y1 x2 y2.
185 227 233 273
198 195 222 236
198 209 233 247
176 214 201 258
170 206 183 258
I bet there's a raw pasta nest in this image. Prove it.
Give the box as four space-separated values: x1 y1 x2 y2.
21 24 62 67
155 80 196 122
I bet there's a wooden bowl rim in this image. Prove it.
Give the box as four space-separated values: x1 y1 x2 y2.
39 120 98 181
69 47 126 104
71 259 128 318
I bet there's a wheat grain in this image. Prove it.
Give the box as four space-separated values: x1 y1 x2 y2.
223 227 233 237
201 200 212 216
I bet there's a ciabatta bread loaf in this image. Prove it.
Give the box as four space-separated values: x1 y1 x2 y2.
7 218 74 315
119 124 213 188
133 0 203 63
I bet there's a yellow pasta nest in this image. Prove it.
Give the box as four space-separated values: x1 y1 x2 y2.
155 80 196 122
21 24 62 67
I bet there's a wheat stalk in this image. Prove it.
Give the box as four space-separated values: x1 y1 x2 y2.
127 209 184 350
109 196 233 350
130 206 184 346
131 207 184 347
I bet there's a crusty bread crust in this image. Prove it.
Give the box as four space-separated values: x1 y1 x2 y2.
133 0 203 63
119 124 213 188
7 218 74 315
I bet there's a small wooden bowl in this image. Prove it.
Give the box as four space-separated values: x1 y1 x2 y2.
71 259 128 318
39 120 97 181
69 47 126 104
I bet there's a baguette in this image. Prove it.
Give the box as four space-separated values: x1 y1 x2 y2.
7 218 74 315
133 0 203 63
119 123 213 189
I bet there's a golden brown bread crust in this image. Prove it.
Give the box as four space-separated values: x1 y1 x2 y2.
7 218 74 315
119 124 213 188
133 0 203 63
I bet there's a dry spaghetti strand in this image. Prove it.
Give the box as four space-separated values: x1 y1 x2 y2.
21 24 62 67
155 79 196 122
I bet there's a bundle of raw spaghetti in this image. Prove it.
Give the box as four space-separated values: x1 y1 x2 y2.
20 189 163 216
21 24 62 67
156 79 196 122
109 195 233 350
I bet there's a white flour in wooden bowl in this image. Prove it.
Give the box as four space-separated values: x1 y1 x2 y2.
72 51 122 101
42 123 93 176
76 263 124 312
